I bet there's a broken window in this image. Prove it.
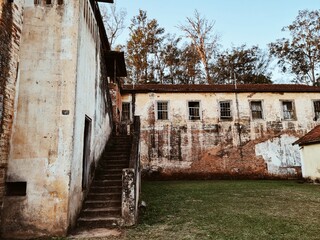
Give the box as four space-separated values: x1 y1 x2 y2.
314 100 320 121
250 101 263 119
157 101 168 120
220 101 232 120
188 101 200 120
122 102 130 121
282 101 295 120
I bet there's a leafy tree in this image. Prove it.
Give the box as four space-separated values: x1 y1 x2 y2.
156 34 183 84
126 10 165 84
212 45 272 84
269 9 320 86
100 2 127 48
178 10 219 84
179 43 204 84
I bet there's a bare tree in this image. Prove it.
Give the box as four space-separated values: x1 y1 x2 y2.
100 2 127 48
178 10 219 84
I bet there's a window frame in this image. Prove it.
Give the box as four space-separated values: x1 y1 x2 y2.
281 100 296 121
121 102 131 121
250 100 264 120
188 101 201 121
313 100 320 121
156 101 169 120
219 100 232 121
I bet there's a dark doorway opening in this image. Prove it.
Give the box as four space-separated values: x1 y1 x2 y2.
82 115 92 190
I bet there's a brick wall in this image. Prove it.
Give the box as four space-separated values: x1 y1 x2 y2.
0 0 23 222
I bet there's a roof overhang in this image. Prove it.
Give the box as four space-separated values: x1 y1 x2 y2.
96 0 114 3
106 51 127 78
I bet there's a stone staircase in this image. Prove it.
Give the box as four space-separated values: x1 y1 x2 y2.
75 135 132 229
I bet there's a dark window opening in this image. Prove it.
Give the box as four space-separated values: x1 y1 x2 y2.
188 101 200 120
46 0 51 4
6 182 27 196
122 102 130 121
282 101 295 120
314 100 320 121
251 101 263 119
57 0 63 4
220 101 232 120
157 101 168 120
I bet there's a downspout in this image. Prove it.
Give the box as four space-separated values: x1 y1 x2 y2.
234 74 243 158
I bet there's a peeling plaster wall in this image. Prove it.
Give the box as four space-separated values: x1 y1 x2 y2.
1 0 113 238
1 1 79 238
123 91 320 179
300 144 320 180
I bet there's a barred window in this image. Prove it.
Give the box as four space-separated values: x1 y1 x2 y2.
157 101 168 120
282 101 295 120
314 100 320 121
250 101 263 119
188 101 200 120
122 102 130 121
220 101 232 120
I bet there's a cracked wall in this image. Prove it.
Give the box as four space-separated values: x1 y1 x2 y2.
123 91 320 179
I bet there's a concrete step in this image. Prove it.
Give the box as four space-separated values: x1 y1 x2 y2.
89 186 122 193
77 216 122 229
86 192 121 201
80 207 121 218
92 180 122 187
95 173 122 180
84 200 121 209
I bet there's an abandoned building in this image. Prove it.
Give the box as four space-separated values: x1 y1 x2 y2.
120 84 320 179
0 0 140 239
1 0 320 239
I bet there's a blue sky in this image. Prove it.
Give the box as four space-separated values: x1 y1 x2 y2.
106 0 320 50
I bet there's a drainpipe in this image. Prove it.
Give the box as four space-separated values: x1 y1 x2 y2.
234 74 243 158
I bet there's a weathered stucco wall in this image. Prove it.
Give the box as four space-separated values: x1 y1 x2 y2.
1 1 79 238
123 91 320 179
300 144 320 180
68 0 113 229
0 0 24 228
1 0 114 238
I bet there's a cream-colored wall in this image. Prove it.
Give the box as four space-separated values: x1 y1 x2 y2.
68 0 112 229
1 0 113 238
125 91 320 177
300 144 320 180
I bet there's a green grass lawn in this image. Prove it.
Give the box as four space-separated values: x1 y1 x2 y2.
122 180 320 240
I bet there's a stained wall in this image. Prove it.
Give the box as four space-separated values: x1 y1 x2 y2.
122 90 320 179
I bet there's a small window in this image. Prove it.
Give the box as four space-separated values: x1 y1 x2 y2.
157 101 168 120
57 0 63 4
220 101 232 120
122 102 130 121
314 100 320 121
250 101 263 119
282 101 295 120
34 0 40 4
46 0 51 4
188 101 200 120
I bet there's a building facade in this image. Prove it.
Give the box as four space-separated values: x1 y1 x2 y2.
121 84 320 179
293 125 320 181
0 0 120 238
